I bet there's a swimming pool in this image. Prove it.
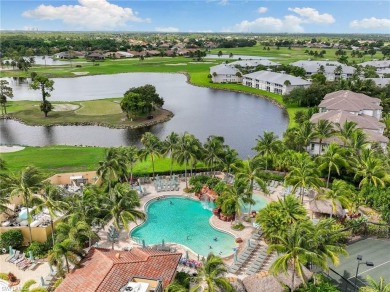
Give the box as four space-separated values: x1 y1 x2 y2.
131 196 237 257
241 194 268 214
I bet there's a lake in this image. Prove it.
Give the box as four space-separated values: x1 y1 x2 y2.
1 73 288 157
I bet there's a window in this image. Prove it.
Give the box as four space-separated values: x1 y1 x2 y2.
311 144 315 151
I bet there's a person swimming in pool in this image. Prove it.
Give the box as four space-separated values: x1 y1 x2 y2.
213 237 218 241
170 201 173 205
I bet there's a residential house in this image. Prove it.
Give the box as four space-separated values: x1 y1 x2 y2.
242 70 311 95
290 60 355 81
364 78 390 88
359 60 390 70
86 52 105 60
56 247 182 292
104 51 135 59
210 63 242 83
229 59 280 70
377 68 390 78
309 90 388 154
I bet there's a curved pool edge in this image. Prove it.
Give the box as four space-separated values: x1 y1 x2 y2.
129 194 238 259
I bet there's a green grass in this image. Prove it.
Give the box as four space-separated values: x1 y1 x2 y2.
0 146 204 176
75 100 122 116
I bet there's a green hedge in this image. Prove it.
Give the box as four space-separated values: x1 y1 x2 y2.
0 230 24 249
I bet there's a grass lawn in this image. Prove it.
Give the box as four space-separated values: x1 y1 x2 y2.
0 146 204 176
75 100 122 116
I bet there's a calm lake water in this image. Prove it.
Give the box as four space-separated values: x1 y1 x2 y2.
205 54 274 60
0 73 288 157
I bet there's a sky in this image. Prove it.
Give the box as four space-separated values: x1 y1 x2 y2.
1 0 389 33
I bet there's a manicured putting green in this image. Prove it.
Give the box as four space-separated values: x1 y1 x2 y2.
75 100 122 116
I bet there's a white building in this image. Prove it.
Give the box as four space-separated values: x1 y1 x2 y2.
359 60 390 70
228 59 280 68
309 90 388 154
242 70 311 95
290 60 355 81
210 64 242 83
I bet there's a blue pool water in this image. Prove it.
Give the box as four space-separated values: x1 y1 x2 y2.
131 196 237 257
241 194 268 213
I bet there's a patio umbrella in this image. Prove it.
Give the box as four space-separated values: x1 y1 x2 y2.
186 250 189 259
142 239 146 248
162 239 165 248
49 264 54 274
197 254 200 261
40 276 45 286
29 250 34 261
8 246 13 255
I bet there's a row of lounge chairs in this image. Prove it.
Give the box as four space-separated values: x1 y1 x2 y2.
245 247 270 276
228 242 259 274
6 250 40 270
154 181 180 192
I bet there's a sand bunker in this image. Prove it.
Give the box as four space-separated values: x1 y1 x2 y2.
52 104 80 111
0 146 25 153
72 72 89 75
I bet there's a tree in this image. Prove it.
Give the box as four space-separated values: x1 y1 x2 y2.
218 50 223 57
124 85 164 115
29 75 54 117
97 148 126 193
0 80 13 115
314 120 335 155
285 152 322 202
120 146 138 183
360 276 390 292
354 149 389 188
162 132 179 176
55 215 96 248
139 132 162 178
108 183 145 231
253 131 283 171
336 121 358 146
203 135 224 175
233 156 267 214
221 146 239 175
120 92 143 120
33 183 68 246
6 166 43 244
48 238 84 273
195 253 234 292
317 143 348 188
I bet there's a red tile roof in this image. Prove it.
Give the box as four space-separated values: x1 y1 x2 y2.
56 248 181 292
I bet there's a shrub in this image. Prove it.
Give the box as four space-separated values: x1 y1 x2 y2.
24 241 51 259
75 65 82 68
52 278 63 290
0 230 23 249
232 222 245 231
21 279 36 292
0 273 8 280
30 288 48 292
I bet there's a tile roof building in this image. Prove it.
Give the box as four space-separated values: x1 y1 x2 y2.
289 60 355 81
56 247 181 292
242 70 311 95
309 90 388 154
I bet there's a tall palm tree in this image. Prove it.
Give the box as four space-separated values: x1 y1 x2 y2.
297 121 316 152
48 238 84 273
336 121 357 147
349 129 369 155
196 253 234 292
354 149 389 189
253 131 283 170
360 276 390 292
7 166 43 244
139 132 162 178
108 183 145 231
120 146 139 183
233 156 267 214
173 132 201 188
97 148 126 193
162 132 179 176
55 215 97 248
315 180 353 218
203 135 225 175
314 120 335 155
218 180 251 221
285 152 322 202
32 183 69 246
221 146 239 175
269 221 319 291
317 143 348 188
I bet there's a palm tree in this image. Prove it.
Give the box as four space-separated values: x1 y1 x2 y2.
233 156 267 214
32 183 69 246
297 121 316 152
48 238 84 273
195 253 234 292
0 80 13 115
55 215 97 248
349 129 369 155
317 143 348 188
285 152 322 202
139 132 162 178
221 146 239 175
97 148 126 193
162 132 179 176
173 132 201 188
29 75 54 117
203 135 224 175
253 131 283 171
269 221 319 291
7 166 43 244
354 149 389 189
108 183 145 231
336 121 357 147
360 276 390 292
314 120 335 155
218 180 251 222
120 146 138 183
315 180 353 217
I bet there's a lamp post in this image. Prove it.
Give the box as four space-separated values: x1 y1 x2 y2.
354 255 374 292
